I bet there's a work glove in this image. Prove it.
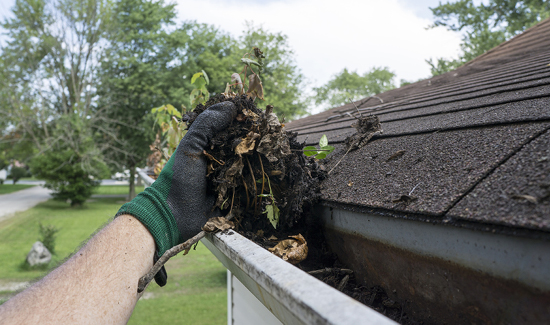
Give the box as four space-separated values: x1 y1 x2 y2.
116 101 237 286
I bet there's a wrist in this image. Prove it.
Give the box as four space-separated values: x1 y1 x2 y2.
116 185 180 256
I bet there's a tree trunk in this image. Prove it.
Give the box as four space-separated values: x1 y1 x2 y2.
129 165 136 201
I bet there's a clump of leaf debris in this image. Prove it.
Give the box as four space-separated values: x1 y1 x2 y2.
185 94 326 240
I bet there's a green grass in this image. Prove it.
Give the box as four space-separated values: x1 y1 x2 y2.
0 198 227 323
93 185 145 196
0 184 35 195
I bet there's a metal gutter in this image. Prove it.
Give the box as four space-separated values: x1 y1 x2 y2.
202 231 396 325
136 168 154 188
136 167 395 324
319 205 550 323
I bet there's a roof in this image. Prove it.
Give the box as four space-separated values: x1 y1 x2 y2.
286 18 550 233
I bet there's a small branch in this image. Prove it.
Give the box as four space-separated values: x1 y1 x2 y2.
203 150 225 165
155 146 170 160
328 147 352 175
246 156 258 215
409 182 422 196
137 213 235 293
337 274 350 291
307 268 353 276
138 230 206 293
348 97 362 118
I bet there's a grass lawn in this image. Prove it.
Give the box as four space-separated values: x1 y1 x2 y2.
0 198 227 324
0 184 35 195
93 185 145 196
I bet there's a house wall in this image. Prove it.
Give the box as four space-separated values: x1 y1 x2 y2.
228 271 282 325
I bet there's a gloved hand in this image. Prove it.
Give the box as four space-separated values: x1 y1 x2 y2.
116 101 237 286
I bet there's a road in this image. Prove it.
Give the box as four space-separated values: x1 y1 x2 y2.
0 186 53 222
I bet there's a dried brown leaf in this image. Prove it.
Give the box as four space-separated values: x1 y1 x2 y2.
387 150 406 162
202 217 235 232
268 234 308 264
247 73 264 100
235 132 260 155
512 194 538 204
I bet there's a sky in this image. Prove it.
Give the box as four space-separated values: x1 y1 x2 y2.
0 0 463 111
174 0 462 89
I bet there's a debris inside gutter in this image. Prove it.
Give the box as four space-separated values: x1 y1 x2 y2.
186 96 419 324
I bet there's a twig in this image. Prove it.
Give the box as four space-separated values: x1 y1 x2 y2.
258 153 266 205
155 146 170 160
245 156 258 215
337 274 350 291
348 97 362 118
409 182 422 196
328 147 352 175
203 150 225 165
308 268 353 276
137 230 206 293
137 213 235 293
242 175 250 211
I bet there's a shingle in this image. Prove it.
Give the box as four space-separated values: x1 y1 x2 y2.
319 123 549 216
286 18 550 232
448 128 550 230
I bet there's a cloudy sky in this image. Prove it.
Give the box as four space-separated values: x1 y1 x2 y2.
0 0 462 104
175 0 462 88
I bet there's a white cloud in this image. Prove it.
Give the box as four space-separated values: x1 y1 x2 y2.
175 0 461 88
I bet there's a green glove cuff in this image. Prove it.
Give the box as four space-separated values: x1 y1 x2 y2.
116 155 181 257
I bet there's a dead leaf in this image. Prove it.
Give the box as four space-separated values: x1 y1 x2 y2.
268 234 308 264
512 194 538 204
255 229 264 237
225 157 244 177
247 73 264 100
202 217 235 232
235 131 260 155
231 73 244 95
387 150 406 162
268 235 278 241
242 108 260 123
257 133 291 162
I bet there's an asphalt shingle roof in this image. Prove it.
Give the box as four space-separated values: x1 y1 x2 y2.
286 18 550 232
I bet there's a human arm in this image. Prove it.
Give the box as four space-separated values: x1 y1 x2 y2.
0 215 154 325
0 101 237 324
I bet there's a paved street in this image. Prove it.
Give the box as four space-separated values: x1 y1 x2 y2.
0 186 52 221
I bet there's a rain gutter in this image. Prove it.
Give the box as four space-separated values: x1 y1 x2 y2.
136 168 396 324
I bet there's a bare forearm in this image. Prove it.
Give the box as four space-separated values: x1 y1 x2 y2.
0 215 155 325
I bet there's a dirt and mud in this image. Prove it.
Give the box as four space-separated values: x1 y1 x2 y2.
186 95 418 324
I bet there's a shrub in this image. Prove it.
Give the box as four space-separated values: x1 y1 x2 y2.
39 223 60 255
10 166 27 184
30 149 109 206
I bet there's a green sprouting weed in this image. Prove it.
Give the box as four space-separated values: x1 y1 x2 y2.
303 134 335 159
257 173 279 229
190 70 210 107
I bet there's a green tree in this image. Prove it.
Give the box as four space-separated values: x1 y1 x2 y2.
1 0 113 205
99 0 177 199
312 67 396 109
427 0 550 75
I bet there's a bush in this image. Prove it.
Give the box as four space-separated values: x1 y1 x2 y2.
10 166 27 184
30 149 109 206
39 223 60 255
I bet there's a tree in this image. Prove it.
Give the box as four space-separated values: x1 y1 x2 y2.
99 0 178 199
427 0 550 75
312 67 396 109
1 0 113 204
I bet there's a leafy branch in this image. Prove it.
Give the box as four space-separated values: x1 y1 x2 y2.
303 134 335 159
